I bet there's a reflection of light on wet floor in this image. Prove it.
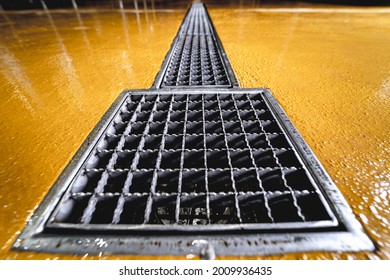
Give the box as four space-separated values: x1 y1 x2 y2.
244 8 390 13
376 76 390 101
0 45 41 115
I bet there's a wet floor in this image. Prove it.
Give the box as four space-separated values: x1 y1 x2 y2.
0 4 389 259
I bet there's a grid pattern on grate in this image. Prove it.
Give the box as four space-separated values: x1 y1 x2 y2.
48 92 335 229
160 3 230 87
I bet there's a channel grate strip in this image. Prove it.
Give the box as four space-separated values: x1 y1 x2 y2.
45 92 338 231
153 3 238 88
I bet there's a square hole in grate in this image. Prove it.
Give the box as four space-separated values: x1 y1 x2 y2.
252 150 278 168
296 193 333 221
179 195 207 225
127 171 154 193
140 102 155 111
262 121 283 134
255 109 274 121
239 110 258 121
170 111 186 122
259 169 287 192
185 135 204 150
204 111 222 122
149 195 177 225
182 170 206 193
107 121 127 135
71 170 103 193
137 151 159 169
221 111 239 122
167 122 184 134
85 150 114 169
148 122 165 135
143 135 163 150
129 122 148 135
187 102 202 111
207 170 233 192
156 102 170 111
204 102 218 110
118 195 148 224
90 197 119 224
220 101 235 110
187 110 203 122
156 171 180 193
98 135 120 150
135 111 152 122
165 135 184 150
160 151 182 169
224 122 243 134
209 194 238 224
284 169 316 192
234 169 262 192
239 194 272 223
233 100 253 110
114 151 136 169
103 171 128 193
172 102 186 111
53 195 91 224
230 150 254 168
206 134 226 149
153 111 169 122
205 122 223 134
207 150 229 168
122 135 142 150
184 150 205 168
186 122 204 135
267 193 303 223
117 110 133 123
226 134 248 149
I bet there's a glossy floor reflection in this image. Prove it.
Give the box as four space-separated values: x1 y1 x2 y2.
0 4 389 259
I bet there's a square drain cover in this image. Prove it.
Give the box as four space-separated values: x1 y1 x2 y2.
13 89 374 257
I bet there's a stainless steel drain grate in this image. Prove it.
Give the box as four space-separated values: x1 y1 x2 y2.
13 3 374 257
13 89 374 256
153 3 239 88
45 92 337 232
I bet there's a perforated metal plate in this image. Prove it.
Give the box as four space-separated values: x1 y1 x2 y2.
13 88 374 256
153 3 239 88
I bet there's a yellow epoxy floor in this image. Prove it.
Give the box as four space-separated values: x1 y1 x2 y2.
0 5 389 260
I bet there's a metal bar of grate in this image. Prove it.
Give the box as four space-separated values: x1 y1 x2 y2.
152 3 239 88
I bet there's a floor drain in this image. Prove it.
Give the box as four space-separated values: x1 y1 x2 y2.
13 3 374 257
152 3 239 89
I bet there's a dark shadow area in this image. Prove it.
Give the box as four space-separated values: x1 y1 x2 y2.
0 0 388 10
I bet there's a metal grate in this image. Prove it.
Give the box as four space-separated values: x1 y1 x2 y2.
13 89 374 256
45 92 338 232
153 3 238 88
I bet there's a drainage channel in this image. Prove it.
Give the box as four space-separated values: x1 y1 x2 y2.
152 3 239 88
13 3 374 257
